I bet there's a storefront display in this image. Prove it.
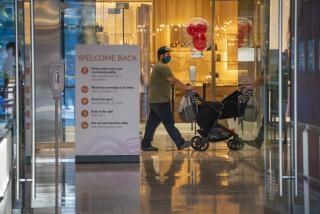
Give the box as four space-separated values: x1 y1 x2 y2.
61 0 265 123
0 2 15 118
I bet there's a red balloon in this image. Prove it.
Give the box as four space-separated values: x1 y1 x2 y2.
195 22 207 34
194 32 206 40
186 24 196 37
186 20 208 51
193 37 207 51
237 22 252 48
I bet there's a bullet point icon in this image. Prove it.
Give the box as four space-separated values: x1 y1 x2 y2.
81 98 89 105
81 121 89 129
81 67 89 75
81 110 89 117
81 85 89 93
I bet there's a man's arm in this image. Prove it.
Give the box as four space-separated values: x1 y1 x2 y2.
167 76 193 90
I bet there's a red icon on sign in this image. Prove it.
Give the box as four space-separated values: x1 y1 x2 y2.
81 86 89 93
81 121 89 129
81 67 89 75
81 110 89 117
81 98 89 105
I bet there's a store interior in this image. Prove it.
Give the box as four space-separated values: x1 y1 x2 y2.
2 1 320 213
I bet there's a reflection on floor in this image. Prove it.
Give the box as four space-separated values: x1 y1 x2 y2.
31 150 76 214
141 134 271 214
76 164 139 214
5 124 320 213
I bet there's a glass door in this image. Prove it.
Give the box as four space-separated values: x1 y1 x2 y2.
263 0 294 212
62 1 152 140
264 0 320 213
28 0 151 211
212 0 316 213
2 0 152 213
291 0 320 213
94 1 153 124
0 1 18 213
212 0 272 165
0 0 31 212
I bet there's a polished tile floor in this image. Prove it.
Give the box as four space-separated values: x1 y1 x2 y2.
141 134 273 214
76 163 139 214
3 124 320 213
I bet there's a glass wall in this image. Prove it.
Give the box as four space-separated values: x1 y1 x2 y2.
294 0 320 212
0 1 15 117
60 1 152 144
151 0 212 122
62 1 152 135
59 0 296 159
214 0 239 88
153 0 211 83
0 0 21 211
211 0 266 159
60 0 270 125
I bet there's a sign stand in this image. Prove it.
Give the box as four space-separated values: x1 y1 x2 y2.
49 62 65 214
54 98 59 214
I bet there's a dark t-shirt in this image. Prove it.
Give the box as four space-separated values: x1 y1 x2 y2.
148 62 173 103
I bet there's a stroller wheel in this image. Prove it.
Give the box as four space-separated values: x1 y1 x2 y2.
227 139 239 151
191 136 201 150
191 136 209 151
195 137 209 151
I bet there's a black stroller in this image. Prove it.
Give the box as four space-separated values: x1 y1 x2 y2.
186 89 253 151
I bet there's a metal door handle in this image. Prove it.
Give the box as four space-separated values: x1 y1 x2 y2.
293 0 298 197
30 0 36 199
278 0 284 196
278 0 299 196
14 0 20 200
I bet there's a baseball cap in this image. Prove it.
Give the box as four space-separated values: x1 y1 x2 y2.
157 46 170 58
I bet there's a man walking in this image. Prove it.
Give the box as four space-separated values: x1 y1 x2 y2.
141 46 193 151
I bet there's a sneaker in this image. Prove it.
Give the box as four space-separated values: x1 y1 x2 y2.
178 141 192 150
255 142 263 150
141 146 159 151
254 136 264 149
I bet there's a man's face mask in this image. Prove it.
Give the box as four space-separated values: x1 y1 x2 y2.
163 55 171 64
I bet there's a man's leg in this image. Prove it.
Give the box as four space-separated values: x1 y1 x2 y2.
256 116 264 140
246 116 264 149
141 107 161 150
151 103 186 149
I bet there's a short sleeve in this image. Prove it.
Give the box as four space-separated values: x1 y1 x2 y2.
161 65 173 79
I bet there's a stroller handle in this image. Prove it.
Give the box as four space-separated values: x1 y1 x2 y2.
185 90 206 103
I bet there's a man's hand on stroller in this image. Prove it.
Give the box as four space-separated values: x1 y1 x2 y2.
167 75 193 91
184 83 193 91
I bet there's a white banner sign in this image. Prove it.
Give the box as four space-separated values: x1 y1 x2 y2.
75 45 140 157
